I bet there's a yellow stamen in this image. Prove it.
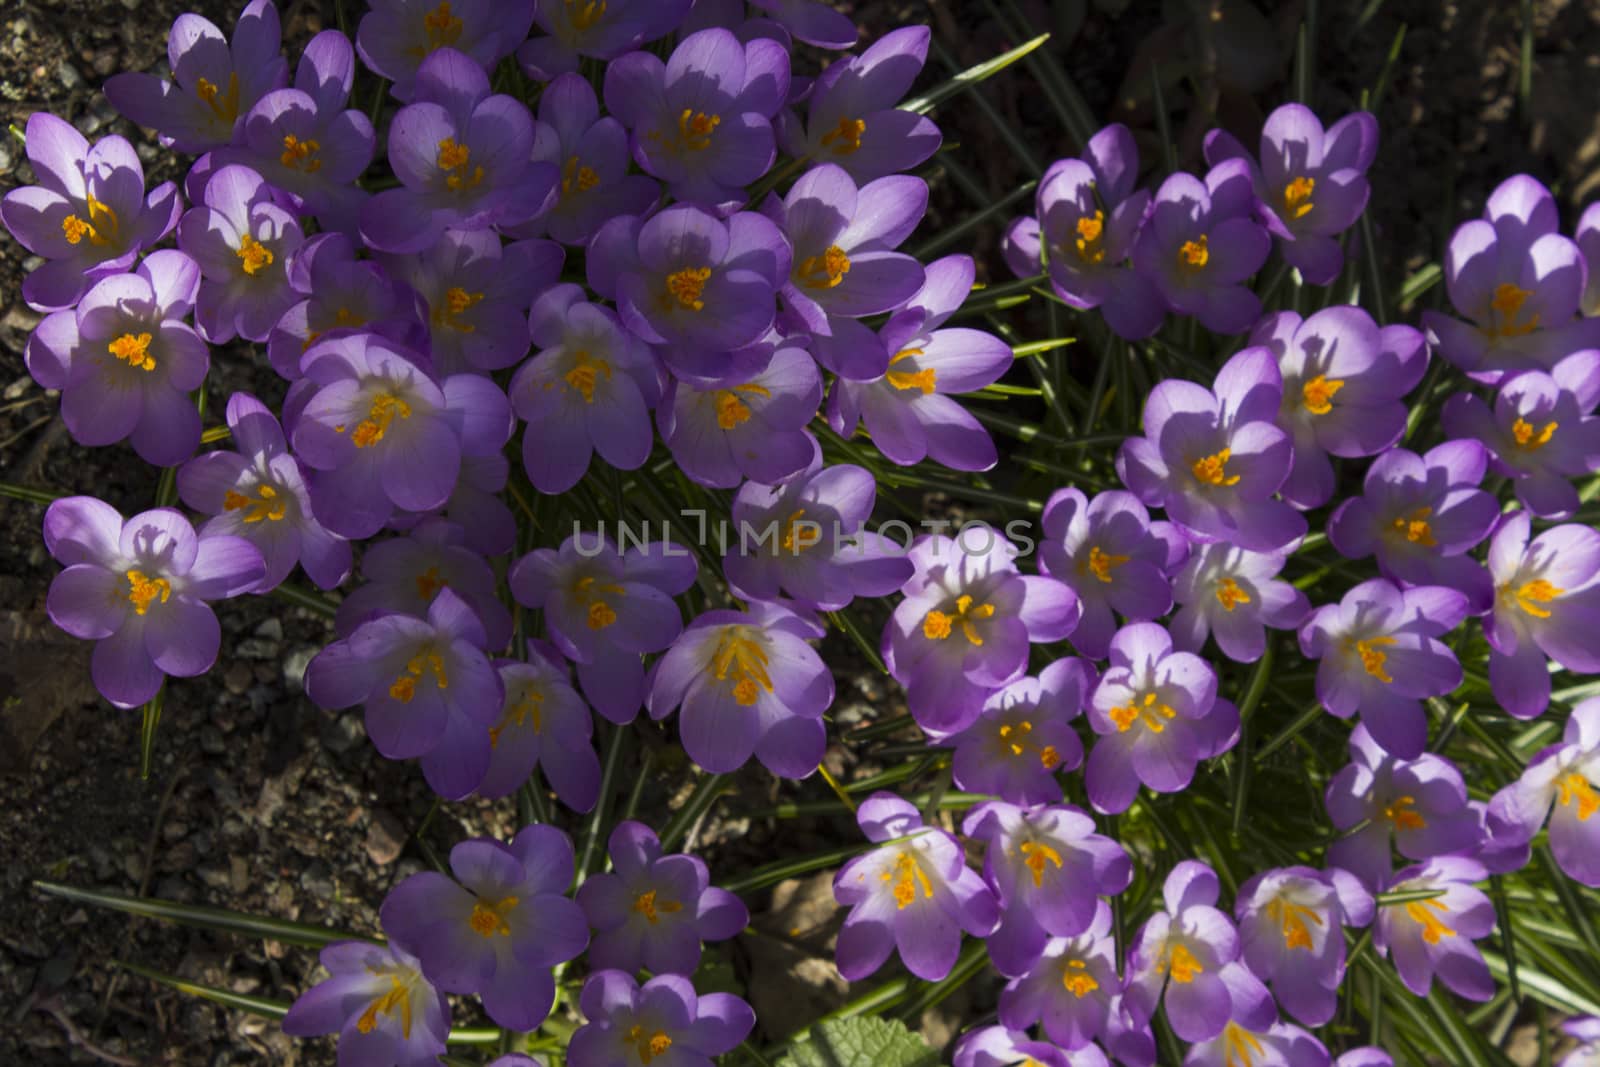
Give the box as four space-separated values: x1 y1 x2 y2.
885 347 936 394
62 194 120 247
223 483 286 524
1109 690 1177 734
1165 942 1204 983
711 382 770 429
1039 745 1061 770
625 1025 674 1065
1513 578 1563 619
561 154 601 195
881 850 933 909
1383 794 1427 831
1354 636 1396 683
565 0 608 33
588 601 617 629
779 509 821 553
489 686 544 748
1215 577 1252 612
1402 897 1455 944
1178 234 1210 270
355 976 413 1038
1487 282 1539 338
467 895 519 937
1283 176 1315 219
666 266 712 310
1265 897 1325 950
388 646 449 702
389 675 416 702
1062 958 1099 998
1018 840 1063 887
195 72 241 124
677 108 720 151
1302 374 1344 415
415 566 446 601
108 332 156 372
563 350 613 403
819 116 865 155
431 285 484 332
574 574 625 630
1191 448 1241 487
236 233 274 276
1222 1022 1265 1067
421 0 464 51
1087 545 1129 584
1390 506 1436 547
999 719 1032 756
921 593 994 645
1075 210 1105 264
280 134 322 173
798 245 852 290
436 137 483 191
125 570 171 616
342 393 412 449
708 627 773 706
631 888 684 924
1559 773 1599 821
1512 417 1558 450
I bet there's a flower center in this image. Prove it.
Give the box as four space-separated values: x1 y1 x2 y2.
340 393 412 449
1511 416 1558 450
388 649 448 703
820 116 865 155
565 0 608 32
413 566 447 602
677 108 720 151
922 593 995 645
467 895 519 937
1191 448 1240 487
1164 942 1204 983
280 134 322 173
1061 958 1099 998
1559 773 1599 821
1487 282 1540 338
625 1025 674 1065
1222 1022 1266 1067
1509 577 1563 619
1086 545 1129 583
1301 374 1344 414
998 719 1032 756
561 154 601 196
436 137 484 191
236 234 274 276
1383 794 1426 831
1214 577 1252 612
195 72 241 124
1075 210 1105 264
1109 690 1177 734
61 193 119 247
886 348 936 394
489 686 544 748
797 245 852 290
779 508 821 553
125 570 171 616
431 286 484 332
1402 897 1456 944
223 483 286 524
1351 635 1396 683
355 975 413 1038
574 574 626 630
561 350 613 404
1283 175 1315 219
1389 506 1435 546
108 332 156 372
708 627 773 707
631 888 684 924
421 0 464 50
1017 839 1063 887
1265 896 1324 950
666 266 712 311
711 382 770 429
881 849 933 909
1177 234 1209 270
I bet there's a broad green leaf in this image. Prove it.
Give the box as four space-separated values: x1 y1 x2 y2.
775 1014 939 1067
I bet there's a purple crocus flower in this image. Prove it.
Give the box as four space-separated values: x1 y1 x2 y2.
828 255 1014 471
777 27 941 182
1002 124 1162 340
528 73 659 246
1038 488 1181 660
1489 696 1600 886
334 519 511 649
477 643 601 812
1184 1016 1332 1067
384 230 561 376
577 821 748 976
281 939 449 1067
1325 725 1485 892
104 0 287 154
397 452 515 558
266 233 425 381
949 658 1096 805
24 251 206 467
357 0 534 101
215 29 375 233
568 971 753 1067
964 801 1132 977
178 164 304 344
1483 511 1600 718
1204 104 1378 285
1249 307 1429 509
1300 580 1469 760
1423 174 1594 383
604 28 788 207
519 0 693 80
178 392 350 592
1337 1051 1394 1067
291 332 512 539
659 344 821 489
999 902 1123 1052
360 48 553 252
1169 542 1309 664
885 527 1079 736
1118 346 1307 552
44 497 265 709
509 535 696 724
767 164 927 379
1123 861 1242 1043
722 460 912 611
0 113 182 311
381 827 586 1030
1560 1020 1600 1067
1085 623 1239 814
1373 856 1495 1000
1234 866 1373 1026
833 792 999 981
1327 441 1499 611
1443 350 1600 518
588 204 791 381
954 1027 1088 1067
1580 202 1600 315
303 588 504 797
648 601 833 777
511 283 661 494
1131 163 1270 334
